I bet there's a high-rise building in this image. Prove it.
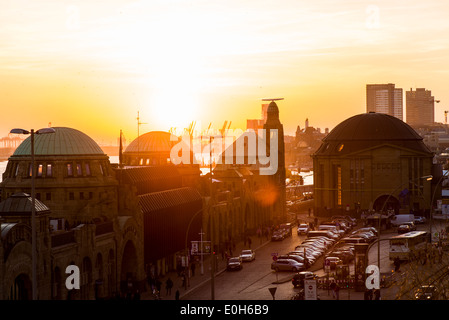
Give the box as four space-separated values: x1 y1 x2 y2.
406 88 435 127
366 83 403 120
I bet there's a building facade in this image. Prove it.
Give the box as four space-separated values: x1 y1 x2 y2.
0 127 145 300
312 112 434 217
366 83 403 120
406 88 435 127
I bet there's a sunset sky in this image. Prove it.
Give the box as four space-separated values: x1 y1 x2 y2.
1 0 449 145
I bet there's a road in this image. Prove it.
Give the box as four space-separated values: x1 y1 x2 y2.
182 223 402 300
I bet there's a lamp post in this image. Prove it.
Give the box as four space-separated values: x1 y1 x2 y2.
429 170 449 243
184 209 203 290
10 127 56 300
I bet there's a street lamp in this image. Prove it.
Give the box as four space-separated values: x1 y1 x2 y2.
10 127 56 300
184 208 204 285
429 170 449 243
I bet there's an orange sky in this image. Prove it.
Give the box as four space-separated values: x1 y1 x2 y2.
1 0 449 145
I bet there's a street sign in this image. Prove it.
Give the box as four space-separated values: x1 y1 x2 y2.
271 253 278 261
324 258 330 273
191 241 211 255
304 279 317 300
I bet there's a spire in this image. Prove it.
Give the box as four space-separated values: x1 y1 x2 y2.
119 129 123 168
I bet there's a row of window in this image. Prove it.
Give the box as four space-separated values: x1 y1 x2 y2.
10 161 109 178
3 191 95 202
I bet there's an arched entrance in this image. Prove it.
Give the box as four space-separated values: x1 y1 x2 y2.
373 195 401 213
108 249 116 297
10 273 32 300
120 240 138 295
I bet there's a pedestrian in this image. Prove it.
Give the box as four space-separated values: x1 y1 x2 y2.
248 237 252 248
364 289 370 300
166 277 173 296
394 257 401 272
374 289 381 300
155 278 162 294
334 283 340 300
329 281 336 299
181 272 186 288
175 289 180 300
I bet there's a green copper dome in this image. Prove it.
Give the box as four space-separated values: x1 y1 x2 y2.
13 127 105 156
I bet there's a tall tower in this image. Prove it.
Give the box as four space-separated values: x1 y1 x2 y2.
366 83 403 120
263 100 286 224
406 88 435 127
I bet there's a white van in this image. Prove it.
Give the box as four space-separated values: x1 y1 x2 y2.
390 214 415 227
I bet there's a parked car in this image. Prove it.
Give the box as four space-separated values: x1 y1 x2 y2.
289 251 317 265
292 271 318 288
323 256 343 270
325 248 354 264
271 259 304 272
239 249 255 262
349 232 376 243
271 230 285 241
278 254 304 264
340 237 367 244
402 221 417 231
279 223 293 237
352 227 378 236
297 223 310 235
414 216 427 224
227 257 243 271
397 224 411 234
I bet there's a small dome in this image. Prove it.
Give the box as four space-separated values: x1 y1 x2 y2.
124 131 179 154
13 127 104 156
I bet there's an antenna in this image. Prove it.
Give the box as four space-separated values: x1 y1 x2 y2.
261 98 284 102
137 111 148 165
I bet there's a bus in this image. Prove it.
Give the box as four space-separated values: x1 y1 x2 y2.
389 231 428 261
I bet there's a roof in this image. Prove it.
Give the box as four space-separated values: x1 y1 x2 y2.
138 187 202 213
267 101 279 118
314 112 432 156
116 165 183 194
324 113 422 142
13 127 104 156
119 165 181 184
0 192 50 215
124 131 180 154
